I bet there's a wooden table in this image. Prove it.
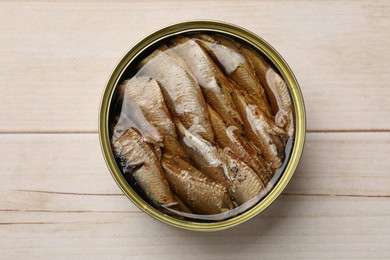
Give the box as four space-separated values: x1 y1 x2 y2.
1 1 389 258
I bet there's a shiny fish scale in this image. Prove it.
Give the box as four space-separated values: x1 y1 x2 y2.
246 104 285 170
162 156 232 214
238 44 294 137
171 37 242 128
137 47 214 142
113 129 177 207
176 121 227 173
233 90 285 171
266 69 294 137
119 76 188 158
227 154 264 205
176 121 264 205
208 105 272 183
194 34 272 117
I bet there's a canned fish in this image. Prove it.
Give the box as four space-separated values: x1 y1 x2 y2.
99 21 305 231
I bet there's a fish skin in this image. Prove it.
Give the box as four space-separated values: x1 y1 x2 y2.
226 151 265 205
112 113 163 159
271 134 286 162
207 105 272 183
112 128 177 208
162 156 233 214
170 37 242 129
232 89 286 171
175 121 229 185
159 45 193 72
111 113 137 143
193 34 272 117
137 46 214 142
118 76 188 158
176 121 264 205
238 45 294 137
173 194 193 214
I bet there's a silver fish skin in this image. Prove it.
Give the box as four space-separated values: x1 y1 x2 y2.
238 44 294 137
112 128 177 208
176 121 264 205
207 105 272 183
170 37 242 129
118 76 188 158
162 155 233 214
193 34 272 116
175 121 228 184
137 46 214 142
173 194 193 214
232 90 286 171
225 150 265 205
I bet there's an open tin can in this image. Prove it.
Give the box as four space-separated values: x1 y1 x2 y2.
99 21 305 231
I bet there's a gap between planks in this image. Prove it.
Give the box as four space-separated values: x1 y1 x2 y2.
1 129 390 135
0 193 388 216
12 189 390 199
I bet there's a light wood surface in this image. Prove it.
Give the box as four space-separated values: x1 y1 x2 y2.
1 1 389 259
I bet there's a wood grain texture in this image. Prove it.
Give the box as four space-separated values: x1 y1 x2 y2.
0 1 389 132
1 196 389 259
1 134 389 259
1 133 389 203
1 0 389 258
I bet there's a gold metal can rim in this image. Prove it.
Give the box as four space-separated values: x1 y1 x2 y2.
99 20 306 231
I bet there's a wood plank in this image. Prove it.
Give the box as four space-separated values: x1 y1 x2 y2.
0 1 389 132
1 196 389 259
290 132 390 197
0 132 389 212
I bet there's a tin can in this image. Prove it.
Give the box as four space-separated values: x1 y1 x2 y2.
99 20 305 231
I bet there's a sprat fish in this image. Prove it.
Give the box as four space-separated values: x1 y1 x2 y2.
232 90 286 171
171 37 242 129
238 44 294 137
137 46 214 142
194 34 272 117
162 155 233 214
112 128 177 208
118 76 188 158
208 105 272 183
176 121 264 205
